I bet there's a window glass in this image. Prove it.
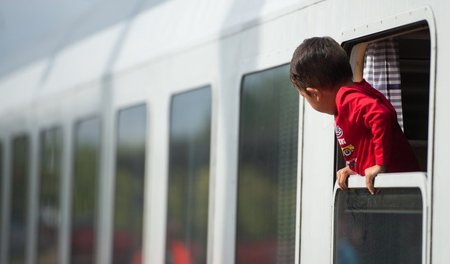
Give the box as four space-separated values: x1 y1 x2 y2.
71 118 100 264
113 104 147 264
236 64 299 264
165 86 211 264
10 135 29 263
334 188 422 264
38 127 62 264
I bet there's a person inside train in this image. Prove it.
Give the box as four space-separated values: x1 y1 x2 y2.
289 36 419 194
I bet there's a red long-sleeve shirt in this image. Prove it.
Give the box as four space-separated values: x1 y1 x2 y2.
335 80 420 175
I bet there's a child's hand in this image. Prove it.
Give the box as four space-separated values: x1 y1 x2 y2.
336 166 356 191
364 165 386 195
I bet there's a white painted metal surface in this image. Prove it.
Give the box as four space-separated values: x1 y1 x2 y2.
0 0 449 263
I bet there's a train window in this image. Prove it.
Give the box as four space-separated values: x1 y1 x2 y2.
71 118 100 264
334 187 422 264
165 86 211 264
236 64 299 264
9 135 29 264
342 23 431 172
37 127 63 264
112 104 147 264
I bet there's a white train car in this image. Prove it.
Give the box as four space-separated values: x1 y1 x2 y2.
0 0 448 263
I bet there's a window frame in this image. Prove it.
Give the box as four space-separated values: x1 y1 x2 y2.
335 6 436 264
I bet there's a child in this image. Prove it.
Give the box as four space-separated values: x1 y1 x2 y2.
289 36 420 194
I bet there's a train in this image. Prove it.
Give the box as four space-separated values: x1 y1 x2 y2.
0 0 449 263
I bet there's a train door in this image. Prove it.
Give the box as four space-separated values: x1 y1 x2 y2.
333 8 435 264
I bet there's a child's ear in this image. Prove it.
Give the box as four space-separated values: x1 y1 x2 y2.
305 87 322 101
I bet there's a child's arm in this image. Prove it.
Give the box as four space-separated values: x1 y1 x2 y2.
336 166 356 191
350 94 396 174
348 93 394 194
358 98 392 194
350 42 369 82
363 103 395 174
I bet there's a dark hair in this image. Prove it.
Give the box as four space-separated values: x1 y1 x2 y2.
290 37 352 91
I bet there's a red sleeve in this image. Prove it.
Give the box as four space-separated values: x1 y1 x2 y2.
352 95 395 166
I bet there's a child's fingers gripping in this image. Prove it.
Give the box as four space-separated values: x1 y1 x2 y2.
337 169 348 190
365 174 376 195
364 165 384 195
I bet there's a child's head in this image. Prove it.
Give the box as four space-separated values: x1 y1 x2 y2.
290 36 352 92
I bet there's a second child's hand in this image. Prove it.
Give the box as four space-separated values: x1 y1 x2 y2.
364 164 386 195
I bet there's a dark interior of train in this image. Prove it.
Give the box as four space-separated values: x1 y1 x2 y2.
397 27 430 171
